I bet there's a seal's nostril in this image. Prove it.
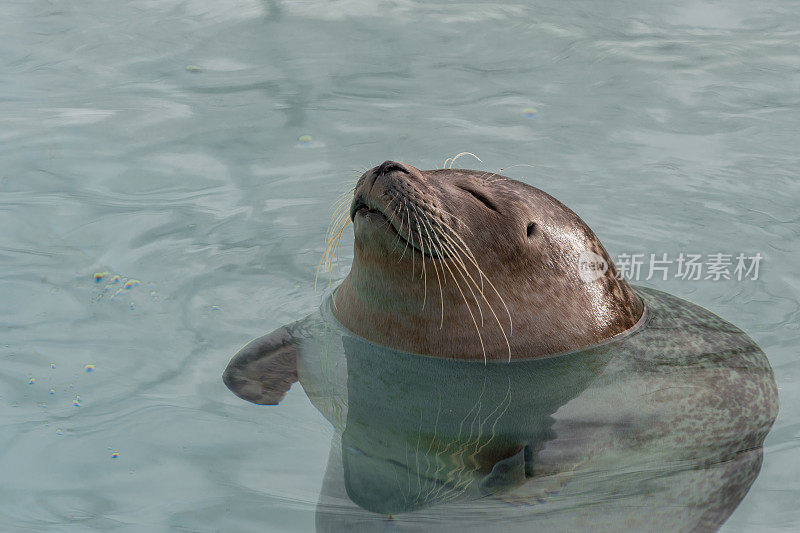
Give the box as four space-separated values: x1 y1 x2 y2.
376 160 409 175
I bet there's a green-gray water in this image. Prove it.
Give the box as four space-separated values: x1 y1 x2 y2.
1 1 798 531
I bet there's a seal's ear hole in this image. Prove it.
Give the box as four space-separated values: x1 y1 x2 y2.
526 222 536 238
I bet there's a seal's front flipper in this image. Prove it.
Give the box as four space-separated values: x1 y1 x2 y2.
223 322 303 405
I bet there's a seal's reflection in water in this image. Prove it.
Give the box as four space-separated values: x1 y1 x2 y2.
332 335 610 515
226 287 777 532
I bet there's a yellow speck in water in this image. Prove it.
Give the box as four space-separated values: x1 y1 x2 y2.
85 364 95 372
28 377 35 384
523 107 538 118
93 272 108 282
50 362 56 369
111 452 120 459
123 279 140 290
185 64 202 73
73 396 81 407
49 388 55 394
298 134 312 144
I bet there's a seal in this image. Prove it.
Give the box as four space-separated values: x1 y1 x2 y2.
221 161 778 528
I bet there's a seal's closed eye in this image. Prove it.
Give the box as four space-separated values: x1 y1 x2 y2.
456 184 499 213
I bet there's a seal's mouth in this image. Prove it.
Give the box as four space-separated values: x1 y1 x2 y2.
350 197 383 220
351 196 436 258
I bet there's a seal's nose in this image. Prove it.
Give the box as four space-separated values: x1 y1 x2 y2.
376 160 410 176
366 160 411 192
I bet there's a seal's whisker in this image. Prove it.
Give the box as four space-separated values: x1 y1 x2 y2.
436 232 486 303
428 379 487 500
323 190 354 251
475 167 522 184
417 398 443 504
326 211 350 258
391 208 408 255
419 218 481 325
428 205 476 239
317 217 351 292
418 210 446 329
316 211 349 292
386 197 406 253
398 201 413 262
334 185 356 202
471 377 513 460
437 245 483 345
414 410 424 497
440 236 486 329
446 152 483 169
437 220 482 292
328 196 349 219
328 201 351 228
433 232 486 326
441 378 510 501
405 440 412 495
392 469 408 502
326 228 343 287
446 380 514 501
426 224 450 280
332 182 356 206
428 213 479 260
437 222 514 339
410 208 428 309
325 207 350 248
459 382 485 463
331 219 350 274
323 201 346 243
497 163 540 173
430 237 487 363
437 232 512 361
427 385 484 500
409 206 416 277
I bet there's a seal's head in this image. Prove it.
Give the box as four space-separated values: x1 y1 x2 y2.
333 160 643 360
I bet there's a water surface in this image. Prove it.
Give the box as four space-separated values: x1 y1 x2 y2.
1 1 798 531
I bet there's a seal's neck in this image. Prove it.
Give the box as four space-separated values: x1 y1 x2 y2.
334 245 434 317
332 243 644 360
332 245 525 359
